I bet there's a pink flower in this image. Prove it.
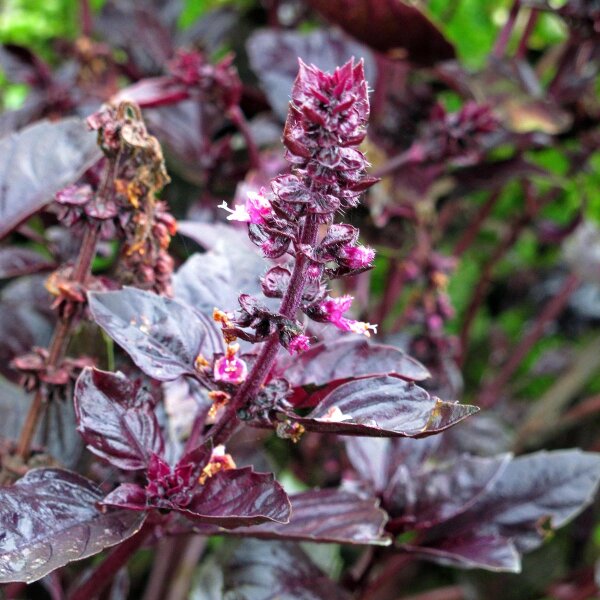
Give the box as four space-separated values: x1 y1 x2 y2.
288 334 311 355
320 295 378 337
213 343 248 384
219 189 273 225
340 244 375 269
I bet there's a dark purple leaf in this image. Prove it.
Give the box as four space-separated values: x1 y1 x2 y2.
306 0 455 67
74 368 164 470
247 28 375 121
290 376 477 437
0 118 101 240
102 483 148 511
0 247 55 279
412 450 600 572
173 247 274 317
402 535 520 573
179 467 291 529
222 540 350 600
274 338 430 388
395 454 512 529
88 287 223 381
0 469 146 583
212 489 391 545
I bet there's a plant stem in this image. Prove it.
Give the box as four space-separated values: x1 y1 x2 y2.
515 9 539 59
228 105 261 171
478 272 579 407
164 535 206 600
208 214 320 445
68 523 153 600
396 585 465 600
493 0 521 59
453 189 501 258
16 224 100 459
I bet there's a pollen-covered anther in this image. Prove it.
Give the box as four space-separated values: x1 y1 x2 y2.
213 307 233 327
207 390 231 421
198 445 237 484
194 354 210 370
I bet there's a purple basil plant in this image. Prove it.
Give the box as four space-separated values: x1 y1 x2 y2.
0 47 600 600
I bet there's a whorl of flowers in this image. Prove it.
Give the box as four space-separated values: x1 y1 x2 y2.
216 59 377 374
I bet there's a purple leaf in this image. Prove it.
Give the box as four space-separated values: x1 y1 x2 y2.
174 247 276 317
290 376 477 437
102 483 148 511
306 0 455 66
74 368 164 470
222 540 351 600
0 118 101 240
88 287 223 381
0 469 145 584
412 450 600 572
0 247 55 279
274 338 430 388
247 28 375 121
402 535 521 573
395 454 512 529
178 467 291 529
212 489 391 545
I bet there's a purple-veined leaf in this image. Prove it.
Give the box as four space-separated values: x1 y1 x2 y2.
392 454 512 529
74 367 164 470
247 28 375 121
306 0 455 67
408 450 600 572
0 469 146 584
179 467 291 529
174 247 275 317
222 540 351 600
0 118 101 240
88 287 223 381
289 376 477 437
0 247 54 279
274 338 430 388
402 535 521 573
102 483 148 511
204 489 391 545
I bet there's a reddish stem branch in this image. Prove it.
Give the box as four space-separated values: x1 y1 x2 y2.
397 585 466 600
453 189 501 258
16 224 100 459
228 105 261 171
493 0 521 58
458 213 529 366
208 214 320 445
478 272 579 407
68 524 153 600
516 9 539 59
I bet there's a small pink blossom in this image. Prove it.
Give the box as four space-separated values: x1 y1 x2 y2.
213 343 248 384
320 295 378 337
340 244 375 269
288 334 311 355
219 189 273 225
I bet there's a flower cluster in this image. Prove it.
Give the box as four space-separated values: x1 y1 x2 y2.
218 60 377 355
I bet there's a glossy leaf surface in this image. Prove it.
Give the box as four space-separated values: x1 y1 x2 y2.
89 287 222 380
0 469 145 583
222 540 350 600
292 376 477 437
0 247 54 279
74 368 164 470
180 467 291 529
306 0 455 66
274 338 430 387
215 489 391 545
0 118 101 240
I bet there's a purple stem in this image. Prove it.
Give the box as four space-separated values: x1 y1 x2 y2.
209 214 320 445
228 105 261 171
493 0 521 59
